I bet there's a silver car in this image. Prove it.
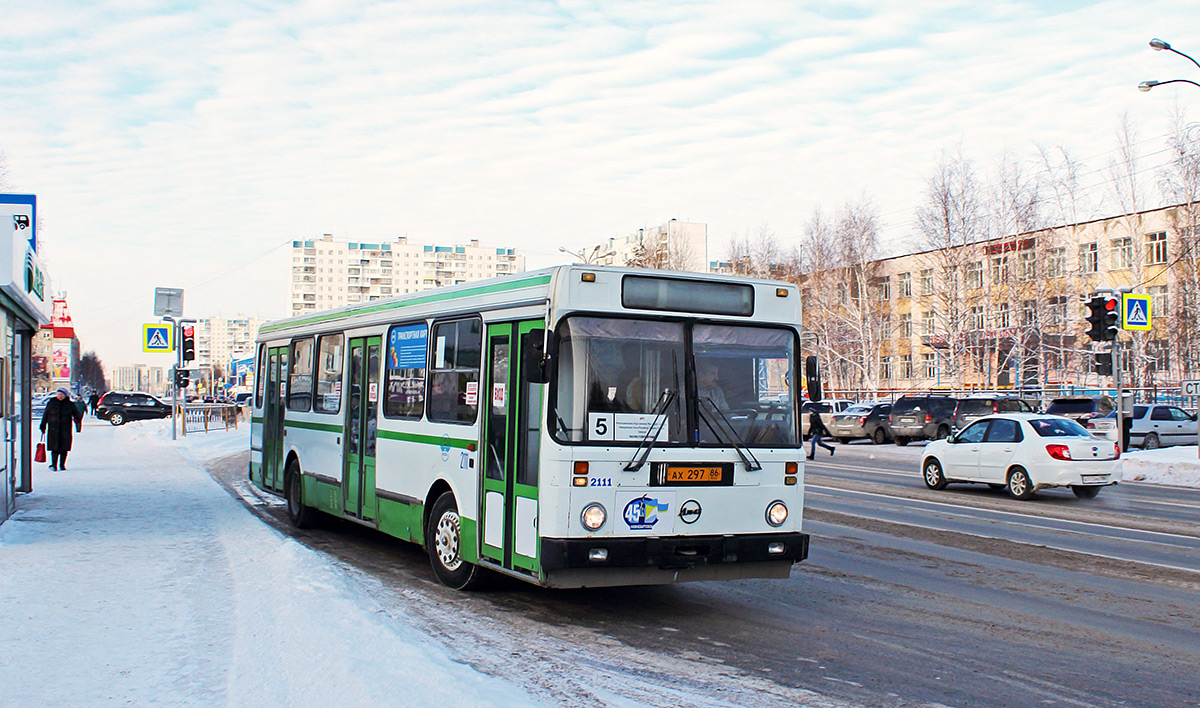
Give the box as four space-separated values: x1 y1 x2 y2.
1087 404 1198 449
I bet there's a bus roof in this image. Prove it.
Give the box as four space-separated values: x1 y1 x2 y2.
259 265 799 341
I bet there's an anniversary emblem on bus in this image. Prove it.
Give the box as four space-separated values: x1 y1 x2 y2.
623 494 670 530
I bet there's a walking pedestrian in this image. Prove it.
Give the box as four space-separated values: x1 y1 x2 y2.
88 391 100 417
40 387 83 471
807 408 834 460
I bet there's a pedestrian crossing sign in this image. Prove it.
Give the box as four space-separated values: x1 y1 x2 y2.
1122 293 1152 331
143 324 174 353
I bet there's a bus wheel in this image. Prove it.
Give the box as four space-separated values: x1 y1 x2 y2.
285 460 317 529
427 492 483 590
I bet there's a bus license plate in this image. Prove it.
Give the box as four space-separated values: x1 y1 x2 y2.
666 466 724 483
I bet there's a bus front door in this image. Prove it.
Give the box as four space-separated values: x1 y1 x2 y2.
480 321 544 575
343 336 381 521
263 346 288 492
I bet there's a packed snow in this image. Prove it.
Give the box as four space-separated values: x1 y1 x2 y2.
1121 445 1200 488
0 417 545 707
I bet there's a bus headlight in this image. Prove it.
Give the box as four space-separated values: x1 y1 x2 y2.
581 503 607 532
765 501 788 527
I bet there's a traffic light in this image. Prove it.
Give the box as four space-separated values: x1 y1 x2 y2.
1102 297 1120 341
175 369 190 389
1085 295 1107 341
1094 351 1113 376
1085 294 1121 342
181 325 195 362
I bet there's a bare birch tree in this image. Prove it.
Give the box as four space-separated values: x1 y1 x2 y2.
915 148 985 389
1159 108 1200 380
1107 113 1154 388
625 232 695 271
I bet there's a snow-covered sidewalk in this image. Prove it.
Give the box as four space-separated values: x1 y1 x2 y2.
0 417 544 707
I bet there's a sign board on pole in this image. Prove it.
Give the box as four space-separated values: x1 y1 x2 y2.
1122 293 1151 331
154 287 184 317
1182 380 1200 397
143 324 174 353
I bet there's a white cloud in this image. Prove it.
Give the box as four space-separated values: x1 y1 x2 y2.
0 0 1197 366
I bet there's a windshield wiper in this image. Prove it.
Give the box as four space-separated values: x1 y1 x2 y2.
699 399 762 472
623 389 676 472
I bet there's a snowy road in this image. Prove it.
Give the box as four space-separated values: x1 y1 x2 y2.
4 419 1198 707
206 435 1200 708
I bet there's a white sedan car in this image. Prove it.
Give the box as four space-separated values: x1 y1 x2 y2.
921 413 1121 500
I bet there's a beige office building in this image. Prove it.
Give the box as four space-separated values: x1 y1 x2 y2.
289 235 526 315
804 204 1195 396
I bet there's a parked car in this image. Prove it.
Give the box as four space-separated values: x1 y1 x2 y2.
957 395 1036 427
921 413 1121 500
888 394 960 445
1045 396 1115 424
829 402 893 444
1087 404 1198 449
801 399 855 437
96 391 172 426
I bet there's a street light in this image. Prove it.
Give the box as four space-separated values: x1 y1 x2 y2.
1139 38 1200 92
558 245 617 265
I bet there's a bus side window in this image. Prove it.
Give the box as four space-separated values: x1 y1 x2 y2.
428 318 482 424
313 334 345 414
287 337 314 412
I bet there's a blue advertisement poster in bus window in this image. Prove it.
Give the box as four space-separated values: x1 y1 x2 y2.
389 324 428 369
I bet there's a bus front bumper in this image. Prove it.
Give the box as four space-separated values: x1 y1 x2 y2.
540 532 809 571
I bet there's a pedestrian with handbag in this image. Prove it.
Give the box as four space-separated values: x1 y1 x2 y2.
40 387 83 471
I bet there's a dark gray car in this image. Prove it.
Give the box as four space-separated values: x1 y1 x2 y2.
829 403 893 444
889 395 959 445
957 396 1035 427
1045 396 1115 425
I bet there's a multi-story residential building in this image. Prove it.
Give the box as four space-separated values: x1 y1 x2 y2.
109 365 167 397
289 235 526 315
803 203 1197 396
571 219 708 272
195 315 265 370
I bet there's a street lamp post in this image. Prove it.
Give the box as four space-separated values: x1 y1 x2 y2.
558 245 617 265
1139 38 1200 92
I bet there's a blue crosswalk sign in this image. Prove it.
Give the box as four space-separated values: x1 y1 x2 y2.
1122 293 1151 331
143 324 174 353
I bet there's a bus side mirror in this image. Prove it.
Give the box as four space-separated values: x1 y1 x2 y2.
522 329 550 384
805 355 822 402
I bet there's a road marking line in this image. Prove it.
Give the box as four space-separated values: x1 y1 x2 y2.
807 484 1200 543
807 505 1200 575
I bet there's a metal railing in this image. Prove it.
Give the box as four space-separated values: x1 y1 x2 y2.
182 404 242 434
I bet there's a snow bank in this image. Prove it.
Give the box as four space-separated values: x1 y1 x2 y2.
0 417 544 707
1121 446 1200 488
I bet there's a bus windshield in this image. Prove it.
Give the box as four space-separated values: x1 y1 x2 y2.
552 316 797 447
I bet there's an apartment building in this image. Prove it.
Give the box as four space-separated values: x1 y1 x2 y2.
109 365 167 397
805 204 1195 395
572 219 708 272
195 316 264 370
289 235 526 315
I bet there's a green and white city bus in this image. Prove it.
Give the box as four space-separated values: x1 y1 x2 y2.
250 265 810 589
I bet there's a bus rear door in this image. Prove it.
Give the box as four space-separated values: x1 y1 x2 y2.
343 336 381 521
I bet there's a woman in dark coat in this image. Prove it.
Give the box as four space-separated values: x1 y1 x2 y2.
41 387 83 470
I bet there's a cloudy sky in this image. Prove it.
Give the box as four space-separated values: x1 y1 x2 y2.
2 0 1198 367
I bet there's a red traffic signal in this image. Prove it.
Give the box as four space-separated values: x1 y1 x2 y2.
181 325 196 362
